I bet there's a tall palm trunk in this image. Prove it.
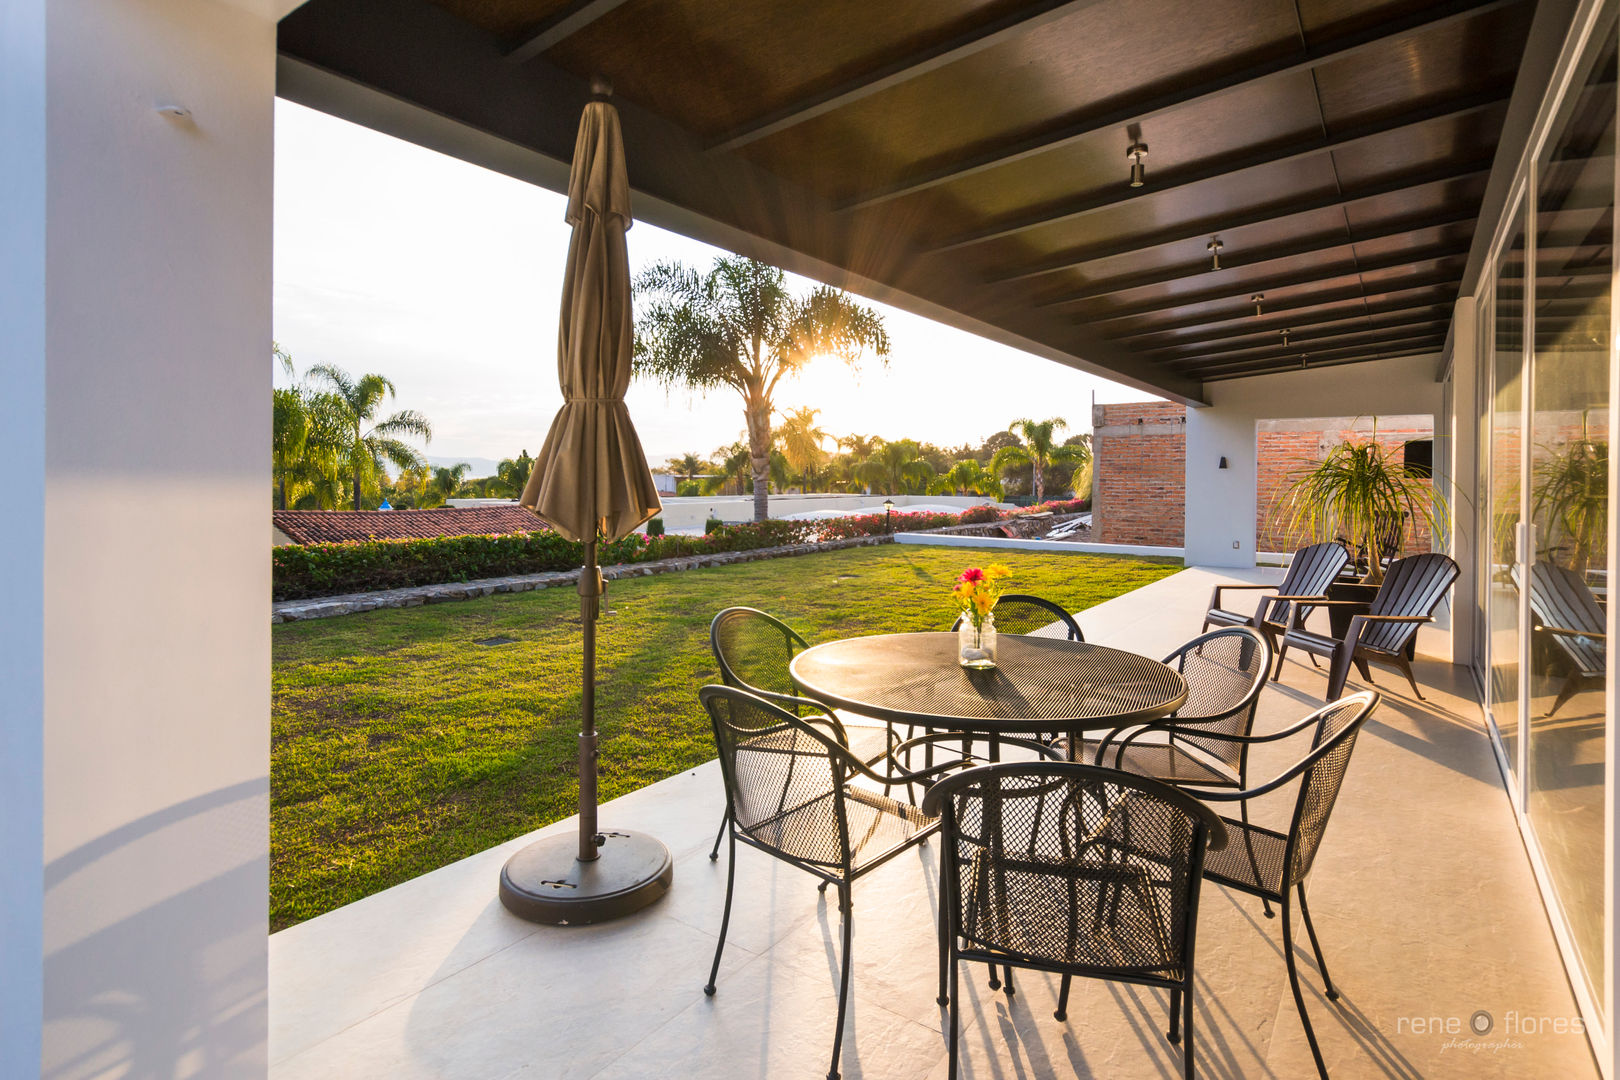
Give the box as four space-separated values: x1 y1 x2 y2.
744 386 771 523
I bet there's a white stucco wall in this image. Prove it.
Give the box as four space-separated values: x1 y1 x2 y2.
1184 355 1446 569
0 0 278 1073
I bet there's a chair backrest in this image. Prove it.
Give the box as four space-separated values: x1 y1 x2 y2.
923 763 1225 977
1359 552 1459 654
710 607 810 699
1162 627 1271 772
698 684 857 869
950 593 1084 641
1282 692 1379 886
1278 542 1351 599
1518 561 1606 675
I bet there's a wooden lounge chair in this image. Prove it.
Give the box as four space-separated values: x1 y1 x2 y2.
1203 542 1349 651
1515 561 1607 717
1275 552 1459 700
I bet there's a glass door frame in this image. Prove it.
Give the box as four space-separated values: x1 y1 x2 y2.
1470 0 1619 1067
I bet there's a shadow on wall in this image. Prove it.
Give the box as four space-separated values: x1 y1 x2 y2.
43 779 267 1079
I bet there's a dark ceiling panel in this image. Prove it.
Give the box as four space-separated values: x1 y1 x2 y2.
285 0 1537 398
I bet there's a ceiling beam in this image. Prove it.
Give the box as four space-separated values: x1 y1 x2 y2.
840 0 1522 211
1202 345 1444 381
987 162 1491 284
1073 241 1471 322
930 88 1508 253
1039 208 1478 306
1107 275 1463 338
1135 299 1456 352
504 0 634 63
1163 314 1455 365
1188 332 1449 376
707 0 1108 151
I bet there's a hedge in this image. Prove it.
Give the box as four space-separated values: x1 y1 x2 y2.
271 501 1091 601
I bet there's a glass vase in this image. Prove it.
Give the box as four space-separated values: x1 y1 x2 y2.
958 612 997 669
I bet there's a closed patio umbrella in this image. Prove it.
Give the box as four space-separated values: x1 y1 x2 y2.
499 85 671 925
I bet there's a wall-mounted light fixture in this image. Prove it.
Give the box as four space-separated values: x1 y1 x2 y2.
1250 293 1264 317
1126 141 1148 187
1279 328 1292 348
1207 237 1223 271
1218 457 1229 470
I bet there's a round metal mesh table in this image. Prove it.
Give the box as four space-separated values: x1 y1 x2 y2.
790 632 1187 737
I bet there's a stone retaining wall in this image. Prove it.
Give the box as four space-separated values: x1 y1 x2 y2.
271 534 894 623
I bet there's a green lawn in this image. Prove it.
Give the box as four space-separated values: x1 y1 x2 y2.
270 544 1181 929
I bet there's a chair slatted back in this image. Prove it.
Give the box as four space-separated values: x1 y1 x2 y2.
1359 553 1459 654
926 764 1223 977
1520 562 1607 676
699 685 852 868
950 593 1083 641
1278 543 1351 601
1165 628 1270 772
1284 694 1377 886
710 607 809 699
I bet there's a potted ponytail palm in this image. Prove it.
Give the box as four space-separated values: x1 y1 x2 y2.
1272 437 1446 585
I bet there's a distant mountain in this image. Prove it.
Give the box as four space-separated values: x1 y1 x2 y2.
428 455 502 477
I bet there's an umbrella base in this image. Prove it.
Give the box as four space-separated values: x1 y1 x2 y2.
499 829 673 925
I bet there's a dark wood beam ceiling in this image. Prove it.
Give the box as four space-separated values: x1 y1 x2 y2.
286 0 1544 400
839 0 1523 212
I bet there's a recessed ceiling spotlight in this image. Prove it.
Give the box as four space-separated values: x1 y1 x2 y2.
1207 237 1223 271
1251 293 1264 317
1126 141 1148 188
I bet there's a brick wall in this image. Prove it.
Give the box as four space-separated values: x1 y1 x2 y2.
1091 402 1440 554
1091 402 1187 546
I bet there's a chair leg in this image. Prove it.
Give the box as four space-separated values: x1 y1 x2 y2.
707 810 727 862
828 884 854 1080
1240 800 1274 919
1549 674 1583 717
1002 964 1015 996
1281 890 1330 1079
1297 882 1338 1001
947 946 962 1080
1272 640 1289 681
1169 986 1181 1043
705 825 737 995
1055 974 1071 1021
1396 657 1426 701
937 886 951 1007
1182 977 1196 1080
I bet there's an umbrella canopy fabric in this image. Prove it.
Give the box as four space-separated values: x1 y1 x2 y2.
520 100 660 542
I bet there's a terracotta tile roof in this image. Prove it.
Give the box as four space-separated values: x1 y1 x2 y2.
273 507 544 545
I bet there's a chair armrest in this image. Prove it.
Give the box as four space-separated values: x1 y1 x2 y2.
1209 582 1278 613
1270 594 1332 602
1540 624 1607 641
1308 599 1376 607
1353 614 1431 624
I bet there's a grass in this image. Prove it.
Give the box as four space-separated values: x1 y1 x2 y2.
271 544 1181 929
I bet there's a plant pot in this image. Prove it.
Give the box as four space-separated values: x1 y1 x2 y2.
1325 582 1378 641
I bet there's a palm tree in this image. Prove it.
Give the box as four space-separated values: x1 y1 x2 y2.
857 439 935 495
665 452 709 488
633 256 889 521
777 407 830 491
492 450 534 498
305 364 433 510
272 387 309 510
703 440 752 495
928 458 1003 499
425 463 471 507
839 433 883 459
991 417 1091 504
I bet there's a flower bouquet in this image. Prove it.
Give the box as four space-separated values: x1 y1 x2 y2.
952 564 1010 669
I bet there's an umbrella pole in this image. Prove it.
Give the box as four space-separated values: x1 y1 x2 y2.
497 531 673 925
577 538 600 863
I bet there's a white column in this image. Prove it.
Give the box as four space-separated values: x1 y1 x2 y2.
3 0 280 1074
1446 296 1480 665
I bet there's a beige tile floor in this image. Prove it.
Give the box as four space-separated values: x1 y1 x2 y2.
270 566 1600 1079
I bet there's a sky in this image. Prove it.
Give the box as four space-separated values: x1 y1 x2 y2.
272 99 1155 473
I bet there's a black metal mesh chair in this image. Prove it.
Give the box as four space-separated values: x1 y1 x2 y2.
1073 627 1275 913
1276 553 1458 700
708 607 897 859
950 593 1084 641
699 685 1042 1080
923 763 1227 1080
1202 543 1348 650
1181 691 1380 1080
